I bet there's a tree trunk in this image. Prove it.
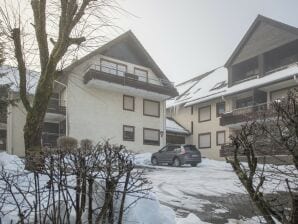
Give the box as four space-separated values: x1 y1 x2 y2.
118 170 131 224
291 193 298 224
24 70 54 170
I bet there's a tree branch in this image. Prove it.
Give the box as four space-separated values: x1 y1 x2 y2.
11 28 31 112
31 0 49 72
69 37 86 46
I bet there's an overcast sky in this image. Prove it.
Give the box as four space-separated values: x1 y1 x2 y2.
115 0 298 84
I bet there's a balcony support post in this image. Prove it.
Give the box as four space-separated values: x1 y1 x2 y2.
258 54 265 77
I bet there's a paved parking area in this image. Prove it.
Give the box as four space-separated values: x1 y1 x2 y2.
143 160 260 223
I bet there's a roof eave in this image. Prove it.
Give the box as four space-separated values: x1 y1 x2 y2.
224 15 298 68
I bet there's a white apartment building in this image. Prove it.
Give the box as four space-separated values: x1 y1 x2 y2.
6 31 178 157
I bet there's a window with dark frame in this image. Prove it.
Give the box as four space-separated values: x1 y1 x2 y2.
143 99 160 117
198 133 211 149
198 105 211 122
236 97 253 108
134 68 148 82
216 131 225 146
123 95 135 111
191 121 193 134
123 125 135 141
143 128 160 145
100 59 127 76
216 102 225 117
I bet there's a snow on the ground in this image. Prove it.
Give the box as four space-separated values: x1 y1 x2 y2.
1 152 292 224
124 192 176 224
176 213 211 224
0 151 24 170
134 152 247 221
135 152 245 196
134 152 295 223
134 152 152 166
0 152 177 224
226 216 265 224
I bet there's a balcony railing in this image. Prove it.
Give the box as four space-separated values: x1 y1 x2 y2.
0 115 6 124
87 64 175 87
42 132 64 148
83 64 179 97
220 102 274 126
47 98 66 115
220 141 291 157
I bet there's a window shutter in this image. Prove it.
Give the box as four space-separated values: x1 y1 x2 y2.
199 106 211 121
199 133 211 148
144 100 160 117
217 132 225 145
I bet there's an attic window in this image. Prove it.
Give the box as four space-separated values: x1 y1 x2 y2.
210 81 227 91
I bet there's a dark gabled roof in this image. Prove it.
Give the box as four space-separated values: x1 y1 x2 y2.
225 15 298 67
63 30 171 83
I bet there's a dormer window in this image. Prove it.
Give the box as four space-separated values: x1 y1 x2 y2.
101 59 127 76
210 81 227 91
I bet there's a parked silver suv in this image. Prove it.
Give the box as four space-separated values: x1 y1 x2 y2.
151 144 201 167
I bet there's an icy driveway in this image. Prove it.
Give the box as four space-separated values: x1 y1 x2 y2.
136 155 260 224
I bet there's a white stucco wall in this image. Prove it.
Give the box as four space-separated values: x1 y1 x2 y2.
5 54 170 155
66 54 167 153
7 101 26 157
168 99 230 160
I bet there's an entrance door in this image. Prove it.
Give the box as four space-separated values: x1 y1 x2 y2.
166 134 185 144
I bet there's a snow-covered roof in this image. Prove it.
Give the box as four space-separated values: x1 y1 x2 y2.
167 67 227 108
166 118 189 135
185 63 298 106
168 63 298 108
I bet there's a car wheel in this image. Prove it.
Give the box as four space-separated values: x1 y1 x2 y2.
172 157 181 167
151 157 158 166
191 163 198 167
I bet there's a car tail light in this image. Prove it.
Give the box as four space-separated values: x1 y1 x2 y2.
179 147 186 155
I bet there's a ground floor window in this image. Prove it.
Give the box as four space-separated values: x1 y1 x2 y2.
198 132 211 149
143 128 160 145
123 125 135 141
216 131 225 146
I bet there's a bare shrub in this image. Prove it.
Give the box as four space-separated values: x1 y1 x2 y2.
0 138 152 224
227 89 298 224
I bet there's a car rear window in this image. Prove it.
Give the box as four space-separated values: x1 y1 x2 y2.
184 145 198 152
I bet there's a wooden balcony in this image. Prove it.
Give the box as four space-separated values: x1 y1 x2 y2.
220 141 290 158
83 65 178 98
220 103 274 126
42 132 63 148
0 116 6 124
47 98 66 115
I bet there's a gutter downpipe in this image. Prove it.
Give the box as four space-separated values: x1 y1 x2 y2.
294 74 298 83
54 80 69 137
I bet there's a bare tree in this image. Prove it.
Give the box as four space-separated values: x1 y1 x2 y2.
227 89 298 224
0 0 123 168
